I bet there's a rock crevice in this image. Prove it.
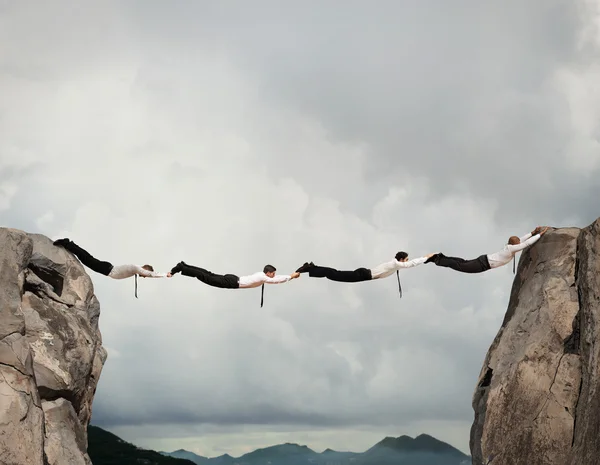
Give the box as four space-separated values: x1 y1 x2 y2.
0 228 106 465
470 219 600 465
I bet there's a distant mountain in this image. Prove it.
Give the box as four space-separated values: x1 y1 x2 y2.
88 424 470 465
87 425 196 465
161 432 471 465
319 447 358 464
162 444 318 465
365 433 468 456
159 448 208 464
240 443 315 462
359 433 470 465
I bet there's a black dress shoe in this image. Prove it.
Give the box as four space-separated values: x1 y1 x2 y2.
170 261 185 275
425 254 440 264
295 262 315 273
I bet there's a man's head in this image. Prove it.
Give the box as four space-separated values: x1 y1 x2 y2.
263 264 276 277
141 265 154 271
508 236 520 245
395 251 409 262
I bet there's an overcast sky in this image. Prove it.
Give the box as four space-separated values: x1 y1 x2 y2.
1 0 599 458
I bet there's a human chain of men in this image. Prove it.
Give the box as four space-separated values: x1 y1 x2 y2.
52 225 550 305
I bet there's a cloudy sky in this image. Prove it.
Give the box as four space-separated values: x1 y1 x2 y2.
1 0 599 458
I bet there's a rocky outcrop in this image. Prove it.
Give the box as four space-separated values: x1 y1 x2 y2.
470 218 600 465
0 228 107 465
568 219 600 465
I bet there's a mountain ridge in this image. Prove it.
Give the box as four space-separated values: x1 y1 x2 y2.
87 425 470 465
156 429 470 465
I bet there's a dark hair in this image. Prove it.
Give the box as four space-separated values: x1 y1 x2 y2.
395 251 408 261
508 236 520 245
263 264 276 274
142 264 154 271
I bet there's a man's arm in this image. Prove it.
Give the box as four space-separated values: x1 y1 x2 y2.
520 226 544 242
136 266 169 278
395 256 430 269
508 228 549 253
519 232 533 242
263 272 300 284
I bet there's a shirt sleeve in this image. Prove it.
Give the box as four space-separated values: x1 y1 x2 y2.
507 234 541 253
263 274 292 284
395 256 428 269
136 266 168 278
519 232 533 242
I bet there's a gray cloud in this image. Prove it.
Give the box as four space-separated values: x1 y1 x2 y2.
125 0 596 225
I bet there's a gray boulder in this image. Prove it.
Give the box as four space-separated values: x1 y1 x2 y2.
470 218 600 465
0 228 106 465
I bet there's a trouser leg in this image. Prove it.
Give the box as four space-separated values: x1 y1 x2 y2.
57 240 113 276
431 253 490 273
180 263 239 288
309 266 372 282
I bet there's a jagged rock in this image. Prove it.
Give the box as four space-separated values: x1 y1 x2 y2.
470 219 600 465
0 228 106 465
568 219 600 464
43 398 92 465
0 229 31 339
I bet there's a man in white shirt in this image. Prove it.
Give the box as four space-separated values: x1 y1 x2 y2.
169 261 300 306
53 238 168 279
295 251 433 297
425 226 549 273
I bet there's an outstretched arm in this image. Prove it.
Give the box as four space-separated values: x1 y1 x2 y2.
520 226 544 242
395 256 429 269
508 229 547 253
136 266 169 278
519 232 533 242
264 272 300 284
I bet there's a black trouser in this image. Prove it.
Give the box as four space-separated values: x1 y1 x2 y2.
429 253 491 274
308 266 372 283
60 240 114 276
180 263 239 288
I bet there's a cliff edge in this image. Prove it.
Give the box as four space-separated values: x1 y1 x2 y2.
0 228 107 465
470 218 600 465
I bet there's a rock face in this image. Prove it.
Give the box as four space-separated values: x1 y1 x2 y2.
470 218 600 465
0 228 107 465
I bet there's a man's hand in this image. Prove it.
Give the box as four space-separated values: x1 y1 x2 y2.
167 272 173 278
532 226 542 235
539 226 550 235
291 272 300 279
425 253 436 258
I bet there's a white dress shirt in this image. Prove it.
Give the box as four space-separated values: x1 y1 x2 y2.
370 256 428 279
108 264 168 279
237 272 292 289
486 232 541 269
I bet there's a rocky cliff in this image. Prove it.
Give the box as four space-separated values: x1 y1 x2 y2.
0 228 107 465
470 218 600 465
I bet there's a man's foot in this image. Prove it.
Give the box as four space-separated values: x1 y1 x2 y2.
295 262 315 273
170 261 185 275
53 238 70 247
425 253 440 264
